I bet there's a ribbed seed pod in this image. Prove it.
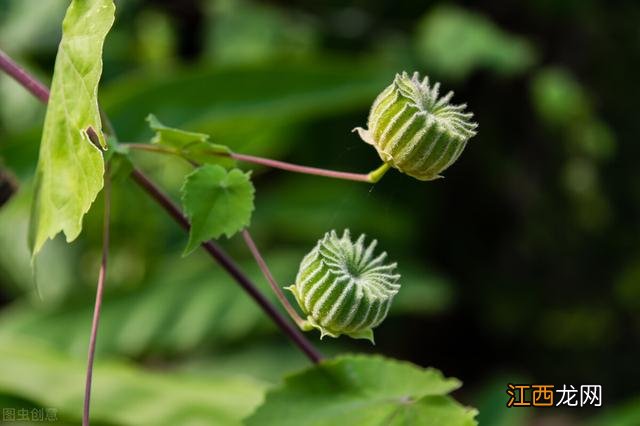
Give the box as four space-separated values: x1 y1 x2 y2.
286 230 400 343
354 71 478 181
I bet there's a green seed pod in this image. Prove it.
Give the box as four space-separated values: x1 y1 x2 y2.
354 72 478 181
286 230 400 343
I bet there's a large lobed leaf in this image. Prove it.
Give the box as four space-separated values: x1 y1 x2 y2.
29 0 115 256
246 355 478 426
181 165 255 255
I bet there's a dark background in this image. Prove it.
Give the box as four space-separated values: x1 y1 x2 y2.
1 0 639 424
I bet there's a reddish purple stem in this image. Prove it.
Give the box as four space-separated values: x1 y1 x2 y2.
0 48 324 426
231 152 372 182
131 170 322 363
83 165 111 426
0 50 49 103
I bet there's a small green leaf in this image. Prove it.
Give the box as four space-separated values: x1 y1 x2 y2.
181 165 254 255
29 0 115 256
246 355 478 426
147 114 236 168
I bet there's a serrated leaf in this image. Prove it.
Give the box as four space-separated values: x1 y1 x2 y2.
246 355 478 426
29 0 115 256
181 165 254 255
147 114 236 168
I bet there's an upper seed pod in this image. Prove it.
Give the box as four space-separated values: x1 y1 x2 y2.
354 72 478 181
286 230 400 343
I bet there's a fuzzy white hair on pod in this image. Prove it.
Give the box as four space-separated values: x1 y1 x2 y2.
286 230 400 343
354 72 478 181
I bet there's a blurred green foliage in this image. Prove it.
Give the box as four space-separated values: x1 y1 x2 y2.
0 336 266 425
1 0 639 424
416 6 536 80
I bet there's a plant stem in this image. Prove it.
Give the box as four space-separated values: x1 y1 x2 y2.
0 49 49 103
0 49 323 364
241 229 307 328
230 152 379 182
124 142 390 183
130 169 323 363
367 162 391 183
83 164 111 426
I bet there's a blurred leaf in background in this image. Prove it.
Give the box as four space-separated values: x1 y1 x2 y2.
0 336 266 426
415 6 537 80
206 0 318 65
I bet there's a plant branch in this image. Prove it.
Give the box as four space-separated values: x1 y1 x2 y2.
230 152 381 182
0 50 49 103
0 49 323 364
130 169 322 363
124 142 391 183
241 229 307 328
83 163 111 426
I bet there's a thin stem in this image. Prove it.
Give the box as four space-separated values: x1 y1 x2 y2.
0 47 323 364
130 169 323 363
83 163 111 426
125 142 389 184
241 229 307 328
230 152 374 182
0 49 49 103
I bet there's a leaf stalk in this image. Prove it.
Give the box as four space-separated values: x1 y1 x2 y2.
241 229 308 329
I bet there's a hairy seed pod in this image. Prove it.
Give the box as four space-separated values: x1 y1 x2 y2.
354 71 478 181
286 230 400 343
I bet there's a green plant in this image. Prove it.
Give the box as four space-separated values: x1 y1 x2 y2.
286 230 400 342
354 71 477 181
0 0 478 424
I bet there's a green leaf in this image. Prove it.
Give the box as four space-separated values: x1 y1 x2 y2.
246 355 478 426
146 114 236 168
29 0 115 256
181 165 254 254
0 336 266 426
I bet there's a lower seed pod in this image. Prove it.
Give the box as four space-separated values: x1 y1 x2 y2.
286 230 400 343
354 71 478 181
